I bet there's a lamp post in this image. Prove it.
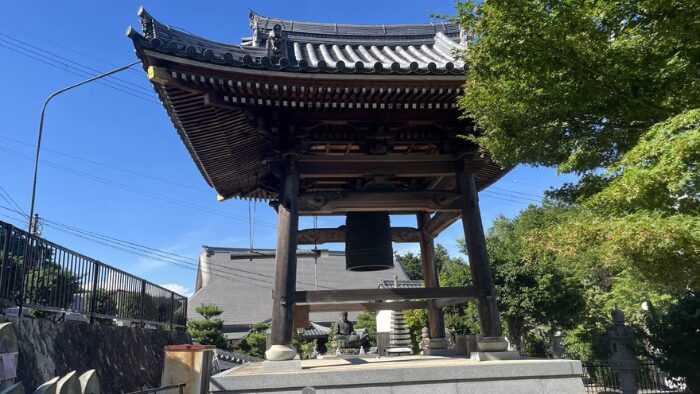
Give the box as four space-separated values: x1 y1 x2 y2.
27 61 141 233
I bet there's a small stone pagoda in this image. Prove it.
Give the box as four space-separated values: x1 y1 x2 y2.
128 7 510 362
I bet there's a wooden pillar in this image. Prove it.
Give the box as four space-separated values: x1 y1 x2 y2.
267 157 300 360
417 212 445 339
455 160 503 339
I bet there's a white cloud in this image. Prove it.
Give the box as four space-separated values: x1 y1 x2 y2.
159 283 193 298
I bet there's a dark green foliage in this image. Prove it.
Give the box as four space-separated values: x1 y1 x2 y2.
354 312 377 346
480 207 586 352
439 256 480 335
458 0 700 174
187 303 227 349
194 303 223 320
394 251 423 280
24 264 80 312
237 323 268 358
644 293 700 392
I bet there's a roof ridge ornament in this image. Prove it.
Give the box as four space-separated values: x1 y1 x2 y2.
266 24 287 60
137 6 156 40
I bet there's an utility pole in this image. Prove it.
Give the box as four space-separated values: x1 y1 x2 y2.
27 61 140 233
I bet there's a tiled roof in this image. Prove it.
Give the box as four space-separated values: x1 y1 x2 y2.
189 247 410 326
301 322 331 338
378 279 424 289
129 7 467 75
212 349 262 373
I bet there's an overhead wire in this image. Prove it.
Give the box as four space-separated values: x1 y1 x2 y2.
0 35 159 105
0 205 275 289
0 185 26 215
0 32 154 95
0 144 277 229
0 22 145 76
0 203 332 290
0 134 212 193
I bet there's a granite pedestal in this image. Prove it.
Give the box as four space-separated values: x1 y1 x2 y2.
209 355 585 393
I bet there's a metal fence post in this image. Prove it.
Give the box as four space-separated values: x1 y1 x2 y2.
89 262 100 324
139 281 146 327
0 224 12 312
17 233 32 318
169 292 175 330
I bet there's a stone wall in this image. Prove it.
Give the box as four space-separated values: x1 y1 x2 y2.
0 317 191 392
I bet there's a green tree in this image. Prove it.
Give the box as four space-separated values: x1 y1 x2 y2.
354 312 377 346
395 245 453 281
438 255 480 336
456 0 700 294
23 264 80 317
237 323 268 358
480 207 586 352
644 293 700 392
397 245 479 337
187 303 227 349
454 0 699 362
394 251 423 280
457 0 699 173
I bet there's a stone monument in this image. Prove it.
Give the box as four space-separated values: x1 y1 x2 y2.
609 308 638 394
387 311 412 356
332 312 368 355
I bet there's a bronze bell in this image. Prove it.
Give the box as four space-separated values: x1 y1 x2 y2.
345 211 394 271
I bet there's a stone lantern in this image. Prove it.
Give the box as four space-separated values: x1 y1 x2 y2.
608 308 638 394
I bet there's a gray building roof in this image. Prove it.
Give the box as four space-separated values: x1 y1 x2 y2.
189 246 409 331
129 7 467 75
378 279 424 289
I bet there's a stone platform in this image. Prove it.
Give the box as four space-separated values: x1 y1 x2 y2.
209 355 584 393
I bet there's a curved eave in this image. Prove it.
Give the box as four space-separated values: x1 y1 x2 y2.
129 29 220 196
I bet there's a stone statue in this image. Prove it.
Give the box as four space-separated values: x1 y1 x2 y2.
332 312 368 354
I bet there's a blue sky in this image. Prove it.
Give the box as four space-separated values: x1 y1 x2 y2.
0 1 577 297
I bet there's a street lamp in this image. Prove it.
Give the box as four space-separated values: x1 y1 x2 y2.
27 61 141 233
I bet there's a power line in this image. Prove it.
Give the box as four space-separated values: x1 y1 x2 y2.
0 206 276 289
0 144 277 228
490 186 545 200
41 216 332 290
0 38 159 105
0 185 25 215
0 22 144 76
0 32 154 96
0 134 211 193
1 205 331 290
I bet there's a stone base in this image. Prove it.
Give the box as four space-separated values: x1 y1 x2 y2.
422 347 456 357
427 337 449 349
386 347 412 357
211 356 585 393
261 359 302 372
470 351 521 361
264 344 298 361
477 336 509 352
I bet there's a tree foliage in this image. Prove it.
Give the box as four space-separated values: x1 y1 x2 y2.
354 312 378 346
644 293 700 393
458 0 700 173
237 323 268 358
187 303 227 349
481 206 586 351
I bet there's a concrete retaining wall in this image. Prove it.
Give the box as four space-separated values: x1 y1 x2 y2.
1 317 191 392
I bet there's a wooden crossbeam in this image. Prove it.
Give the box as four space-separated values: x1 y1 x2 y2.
295 155 457 178
297 227 420 245
298 191 462 214
424 212 461 239
295 300 429 313
295 286 477 304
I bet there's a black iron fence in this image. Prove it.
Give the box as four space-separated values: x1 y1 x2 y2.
0 220 187 329
582 361 689 393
